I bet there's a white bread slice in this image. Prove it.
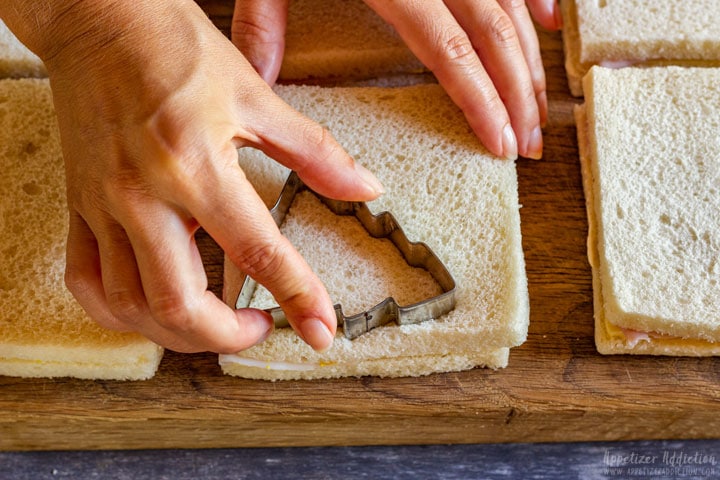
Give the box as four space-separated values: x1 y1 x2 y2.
0 79 163 379
576 66 720 355
560 0 720 96
221 83 529 379
279 0 425 81
0 20 46 78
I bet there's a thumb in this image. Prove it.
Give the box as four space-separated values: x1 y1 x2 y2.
239 88 385 202
232 0 289 84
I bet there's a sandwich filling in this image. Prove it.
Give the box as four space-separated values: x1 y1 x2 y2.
219 355 335 371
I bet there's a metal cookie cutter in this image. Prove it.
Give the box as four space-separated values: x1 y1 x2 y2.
235 171 456 340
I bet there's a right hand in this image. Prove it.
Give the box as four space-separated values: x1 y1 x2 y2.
232 0 563 160
1 0 383 353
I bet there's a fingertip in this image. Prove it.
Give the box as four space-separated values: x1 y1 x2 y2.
299 318 335 352
210 308 274 354
230 0 287 85
526 0 562 31
354 163 385 198
231 307 275 351
279 284 337 351
502 124 519 160
523 125 543 160
246 47 283 86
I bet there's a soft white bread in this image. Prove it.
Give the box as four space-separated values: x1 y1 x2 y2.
576 66 720 355
221 83 529 379
561 0 720 96
279 0 425 81
0 20 46 78
0 79 163 379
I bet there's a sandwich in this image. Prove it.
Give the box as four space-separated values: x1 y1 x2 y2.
576 65 720 355
0 19 46 78
560 0 720 96
278 0 425 82
221 83 529 379
0 78 163 379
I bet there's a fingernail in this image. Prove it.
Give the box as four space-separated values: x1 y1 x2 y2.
251 311 275 347
525 125 543 160
355 163 385 196
300 318 335 352
502 124 518 160
537 90 548 128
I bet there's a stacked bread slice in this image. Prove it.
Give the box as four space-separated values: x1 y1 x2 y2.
279 0 424 82
576 66 720 355
0 79 163 379
560 0 720 95
221 84 529 379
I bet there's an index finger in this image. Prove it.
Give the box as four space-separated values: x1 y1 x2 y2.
182 150 338 352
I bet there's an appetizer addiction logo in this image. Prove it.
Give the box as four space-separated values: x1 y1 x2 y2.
602 448 718 478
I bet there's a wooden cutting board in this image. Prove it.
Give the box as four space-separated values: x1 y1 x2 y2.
2 3 718 451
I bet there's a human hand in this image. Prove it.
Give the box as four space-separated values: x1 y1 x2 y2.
2 0 383 353
232 0 562 160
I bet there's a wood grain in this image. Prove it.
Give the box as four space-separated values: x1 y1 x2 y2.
2 2 718 451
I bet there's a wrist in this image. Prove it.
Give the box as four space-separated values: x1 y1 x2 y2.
1 0 161 69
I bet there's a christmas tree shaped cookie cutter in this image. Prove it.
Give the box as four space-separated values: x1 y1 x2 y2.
235 171 456 340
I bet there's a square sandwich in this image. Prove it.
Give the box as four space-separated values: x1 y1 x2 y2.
221 83 529 379
576 66 720 355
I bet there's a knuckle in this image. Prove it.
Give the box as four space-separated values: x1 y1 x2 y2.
100 172 144 206
139 114 239 205
485 13 518 46
441 33 477 65
232 17 276 45
144 132 196 185
302 121 332 152
142 111 214 185
294 123 344 173
522 85 537 106
106 289 145 325
69 180 107 217
64 263 91 298
235 239 287 284
147 292 197 334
